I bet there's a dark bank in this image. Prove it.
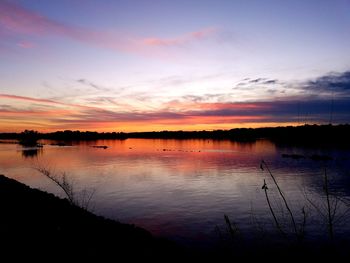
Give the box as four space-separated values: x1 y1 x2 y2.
1 124 350 146
0 174 187 261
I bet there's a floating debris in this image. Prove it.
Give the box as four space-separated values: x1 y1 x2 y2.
92 145 108 149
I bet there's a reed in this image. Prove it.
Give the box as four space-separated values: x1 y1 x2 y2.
261 160 299 239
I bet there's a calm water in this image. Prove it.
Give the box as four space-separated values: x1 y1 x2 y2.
1 139 350 246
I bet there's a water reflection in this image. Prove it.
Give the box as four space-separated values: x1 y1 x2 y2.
21 147 43 158
0 139 349 245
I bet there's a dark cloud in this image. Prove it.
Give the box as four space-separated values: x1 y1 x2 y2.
263 79 277 84
304 71 350 96
181 95 205 102
242 78 277 84
189 98 350 123
249 78 266 83
235 71 350 98
234 78 279 90
181 93 229 102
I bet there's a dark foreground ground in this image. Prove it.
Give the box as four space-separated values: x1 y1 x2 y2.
1 175 350 261
0 175 187 261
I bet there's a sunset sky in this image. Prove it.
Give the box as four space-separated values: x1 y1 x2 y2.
1 0 350 132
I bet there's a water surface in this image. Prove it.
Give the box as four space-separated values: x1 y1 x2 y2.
1 139 349 246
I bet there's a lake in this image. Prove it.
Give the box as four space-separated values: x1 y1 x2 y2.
1 139 350 247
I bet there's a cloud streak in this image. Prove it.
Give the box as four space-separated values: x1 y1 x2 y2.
0 93 106 111
0 1 217 54
76 79 111 92
0 94 69 106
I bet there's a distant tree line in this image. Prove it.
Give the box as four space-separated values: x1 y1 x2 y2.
0 124 349 146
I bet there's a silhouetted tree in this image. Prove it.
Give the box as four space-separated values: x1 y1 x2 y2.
19 130 39 147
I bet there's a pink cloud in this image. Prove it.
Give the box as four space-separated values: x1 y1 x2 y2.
17 40 35 48
0 94 69 105
0 1 73 36
0 93 98 110
0 1 217 54
190 27 217 39
142 27 217 47
0 108 73 117
0 1 115 48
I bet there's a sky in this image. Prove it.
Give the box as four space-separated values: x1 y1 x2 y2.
0 0 350 132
